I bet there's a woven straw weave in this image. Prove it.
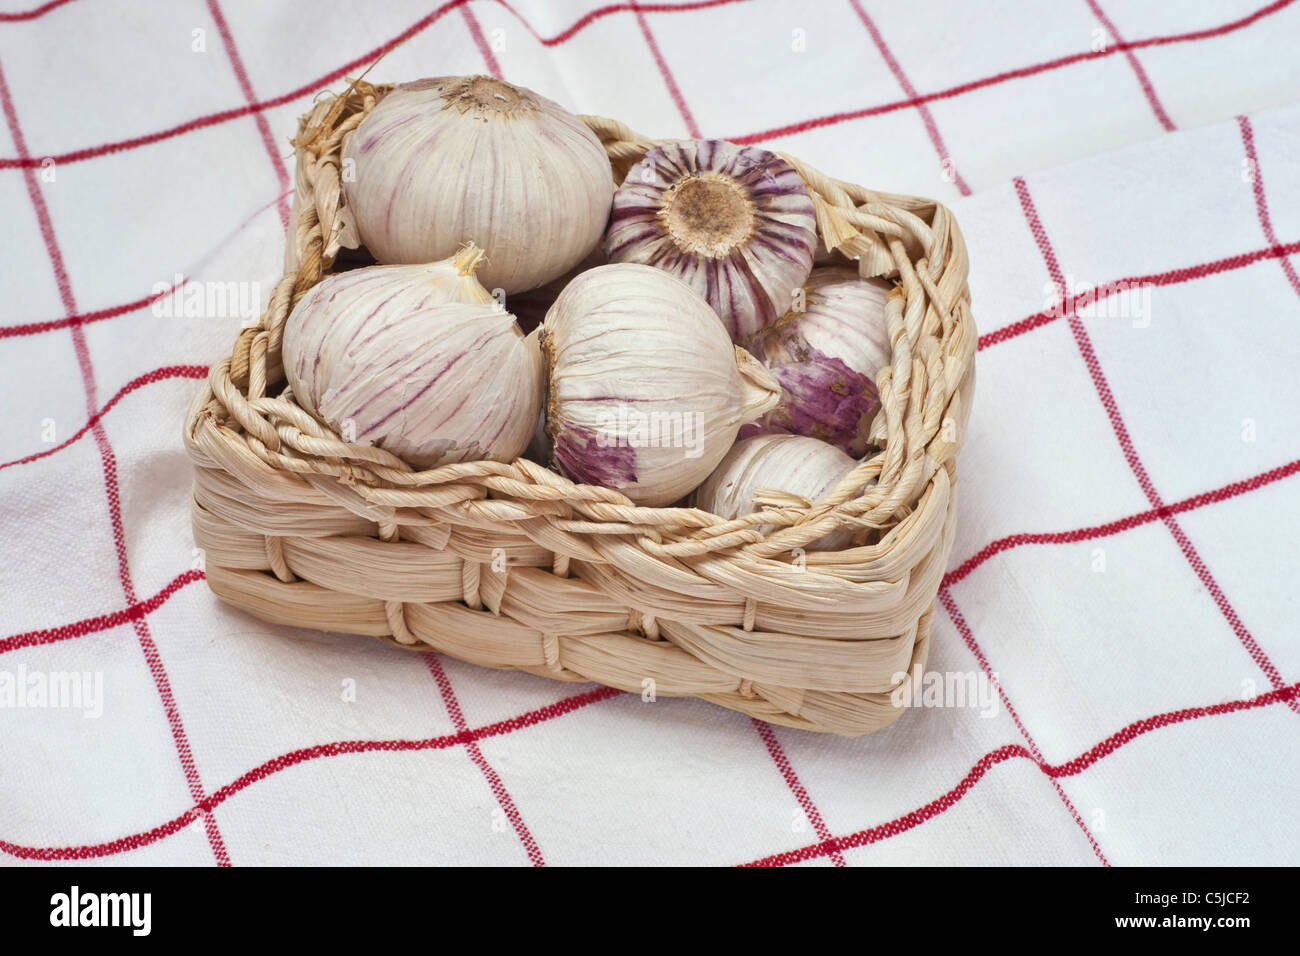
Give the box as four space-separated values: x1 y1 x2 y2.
183 80 976 736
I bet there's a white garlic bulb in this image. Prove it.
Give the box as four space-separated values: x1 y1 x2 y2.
283 257 541 469
541 263 780 506
745 266 892 456
604 139 816 341
343 75 614 295
283 245 497 375
692 434 861 550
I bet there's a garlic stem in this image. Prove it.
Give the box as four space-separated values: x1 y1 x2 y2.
453 242 488 277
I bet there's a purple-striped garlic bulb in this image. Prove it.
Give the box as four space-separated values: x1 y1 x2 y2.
604 139 816 341
745 267 892 456
540 263 781 506
692 434 862 550
343 76 614 294
282 251 542 469
283 245 497 370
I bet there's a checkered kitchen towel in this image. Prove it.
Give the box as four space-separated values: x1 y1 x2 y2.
1 0 1298 866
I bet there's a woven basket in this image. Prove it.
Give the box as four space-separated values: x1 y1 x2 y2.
183 80 976 736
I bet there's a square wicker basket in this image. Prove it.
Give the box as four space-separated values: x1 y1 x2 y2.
183 80 976 736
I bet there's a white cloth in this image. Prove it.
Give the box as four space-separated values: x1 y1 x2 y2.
1 0 1298 866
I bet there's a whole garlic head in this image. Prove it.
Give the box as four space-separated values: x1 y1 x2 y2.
692 434 861 550
343 75 614 294
283 258 541 469
746 266 892 456
541 263 780 506
604 139 817 341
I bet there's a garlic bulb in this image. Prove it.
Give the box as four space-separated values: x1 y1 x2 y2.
343 75 614 294
541 263 780 506
604 139 816 341
283 258 541 469
283 245 496 372
746 266 892 456
692 434 860 550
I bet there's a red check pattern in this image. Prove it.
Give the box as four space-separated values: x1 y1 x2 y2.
1 0 1297 866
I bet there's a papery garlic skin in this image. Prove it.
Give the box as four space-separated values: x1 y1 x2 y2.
541 263 780 506
692 434 860 550
283 246 497 383
604 139 816 341
283 266 541 469
746 267 892 456
343 76 614 294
